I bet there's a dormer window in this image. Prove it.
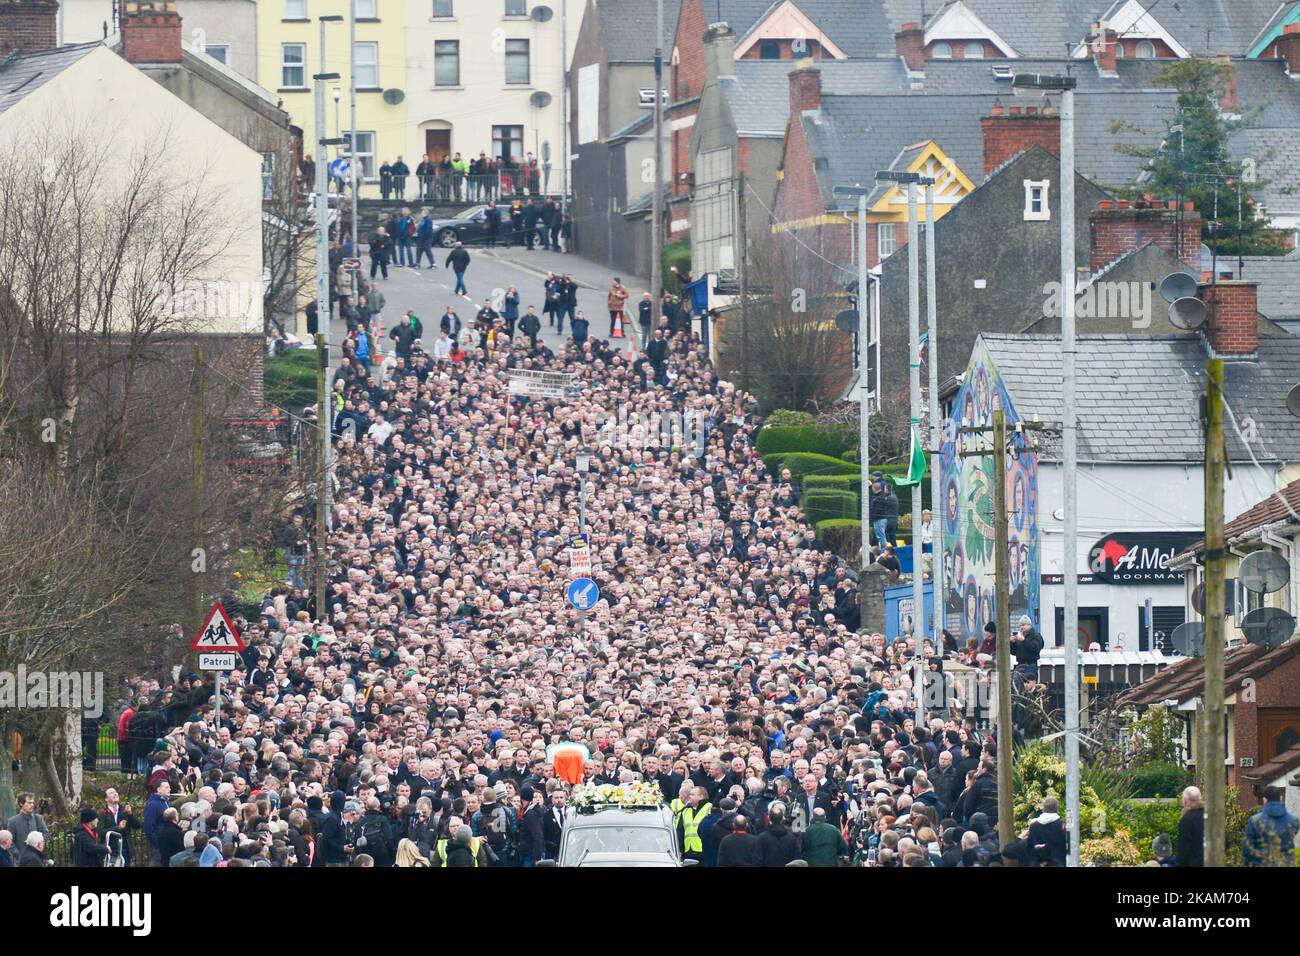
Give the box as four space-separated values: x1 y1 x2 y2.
931 41 952 58
759 39 780 59
1136 40 1156 58
1024 179 1050 221
964 41 984 58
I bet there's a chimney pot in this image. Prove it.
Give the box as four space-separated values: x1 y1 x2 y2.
121 0 184 64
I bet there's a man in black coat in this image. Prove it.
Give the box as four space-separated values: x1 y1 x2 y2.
716 815 758 866
369 227 391 279
646 329 669 385
1011 615 1044 679
319 791 351 866
542 789 569 860
519 787 547 866
156 809 185 867
519 306 542 351
1026 796 1068 866
357 798 395 867
1176 786 1205 867
959 759 999 827
445 243 471 296
753 804 800 867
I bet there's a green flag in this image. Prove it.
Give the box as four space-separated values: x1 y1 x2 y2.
890 428 927 487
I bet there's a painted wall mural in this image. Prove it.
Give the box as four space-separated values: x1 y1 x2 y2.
938 338 1039 645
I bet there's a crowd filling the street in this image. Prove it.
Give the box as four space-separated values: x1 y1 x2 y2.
10 278 1297 871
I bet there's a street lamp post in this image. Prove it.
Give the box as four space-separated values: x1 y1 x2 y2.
876 169 934 728
1013 70 1079 865
831 185 873 636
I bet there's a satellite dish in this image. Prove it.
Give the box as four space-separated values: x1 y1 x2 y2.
1239 549 1291 594
1158 271 1198 304
382 88 405 105
530 5 554 21
1239 607 1296 650
1168 296 1207 331
1192 582 1206 616
1287 383 1300 420
1169 621 1205 658
529 91 553 109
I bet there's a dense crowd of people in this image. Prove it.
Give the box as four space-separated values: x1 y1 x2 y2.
17 290 1299 870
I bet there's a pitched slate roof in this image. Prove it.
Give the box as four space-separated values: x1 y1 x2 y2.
727 58 908 135
1118 637 1300 706
883 0 1096 57
1239 251 1300 328
736 0 898 58
1231 126 1300 214
1175 477 1300 559
0 42 99 117
978 332 1300 463
602 0 683 62
1094 0 1286 58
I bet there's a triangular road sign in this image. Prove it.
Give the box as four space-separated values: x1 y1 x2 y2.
190 602 246 652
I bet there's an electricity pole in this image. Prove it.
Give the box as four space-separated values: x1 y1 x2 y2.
651 0 663 331
315 332 329 621
1202 357 1227 867
906 178 925 728
349 0 358 250
737 170 748 390
192 346 205 631
958 411 1048 851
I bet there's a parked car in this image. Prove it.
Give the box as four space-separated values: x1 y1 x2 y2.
429 205 491 248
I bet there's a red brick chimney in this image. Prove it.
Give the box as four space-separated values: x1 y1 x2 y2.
895 21 925 72
789 60 821 113
1089 199 1203 272
1216 54 1238 112
1200 281 1259 355
0 0 58 56
1087 21 1118 73
980 102 1060 177
1275 23 1300 75
120 0 183 65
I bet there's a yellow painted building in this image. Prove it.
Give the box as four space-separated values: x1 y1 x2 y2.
774 139 974 266
257 0 407 196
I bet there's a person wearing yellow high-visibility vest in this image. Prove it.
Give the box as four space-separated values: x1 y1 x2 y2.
669 780 694 829
433 825 488 867
677 787 713 864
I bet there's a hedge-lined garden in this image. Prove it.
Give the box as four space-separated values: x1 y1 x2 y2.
757 412 930 559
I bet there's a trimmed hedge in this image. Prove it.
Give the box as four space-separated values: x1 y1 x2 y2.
764 452 861 484
802 473 862 497
764 409 817 428
265 348 319 413
815 519 863 560
802 490 859 527
756 424 856 459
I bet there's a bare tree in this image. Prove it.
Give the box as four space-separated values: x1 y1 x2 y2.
716 232 855 413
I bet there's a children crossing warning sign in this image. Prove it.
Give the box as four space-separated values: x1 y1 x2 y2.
190 602 246 652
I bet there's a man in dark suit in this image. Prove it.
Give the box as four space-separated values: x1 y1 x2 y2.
643 755 683 803
542 789 569 861
98 787 139 865
795 773 839 829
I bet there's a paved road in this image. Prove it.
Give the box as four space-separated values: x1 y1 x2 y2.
332 245 651 356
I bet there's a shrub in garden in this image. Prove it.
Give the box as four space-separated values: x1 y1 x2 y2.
802 474 861 496
1129 761 1191 799
1080 833 1143 867
765 452 861 484
756 424 855 459
815 519 862 560
801 490 859 527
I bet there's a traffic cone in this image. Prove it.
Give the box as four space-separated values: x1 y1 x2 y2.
611 311 626 338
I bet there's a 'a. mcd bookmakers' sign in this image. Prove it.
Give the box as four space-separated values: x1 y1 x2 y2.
1086 532 1201 584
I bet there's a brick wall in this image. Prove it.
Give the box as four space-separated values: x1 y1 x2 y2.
981 105 1059 178
1089 199 1203 273
924 38 1004 59
895 21 924 71
736 38 829 59
1230 651 1300 807
120 0 184 64
789 64 820 112
0 0 58 56
1270 23 1300 74
1200 280 1259 355
672 0 708 101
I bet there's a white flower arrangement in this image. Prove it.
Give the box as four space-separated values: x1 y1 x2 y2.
570 780 664 811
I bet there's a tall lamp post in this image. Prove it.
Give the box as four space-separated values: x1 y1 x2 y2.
875 168 935 728
1012 70 1079 865
831 184 873 634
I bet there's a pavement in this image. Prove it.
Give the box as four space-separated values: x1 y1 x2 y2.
330 244 651 356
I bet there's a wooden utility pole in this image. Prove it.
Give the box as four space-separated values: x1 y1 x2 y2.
192 346 205 630
992 409 1014 849
1202 357 1226 867
315 332 329 622
957 411 1049 852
